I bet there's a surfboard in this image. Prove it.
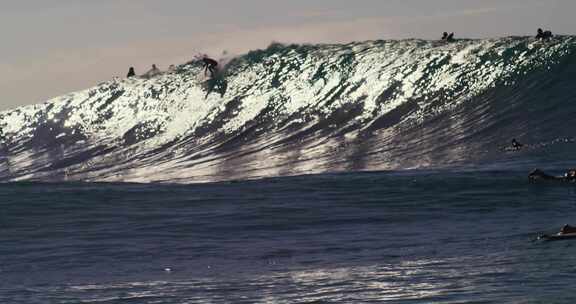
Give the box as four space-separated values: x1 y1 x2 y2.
539 233 576 241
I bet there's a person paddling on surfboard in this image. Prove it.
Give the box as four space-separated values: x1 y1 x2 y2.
528 169 556 181
529 168 576 182
537 224 576 241
560 224 576 235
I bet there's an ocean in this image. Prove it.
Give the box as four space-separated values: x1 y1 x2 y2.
2 37 576 303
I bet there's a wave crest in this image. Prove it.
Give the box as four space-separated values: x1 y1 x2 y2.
2 37 576 182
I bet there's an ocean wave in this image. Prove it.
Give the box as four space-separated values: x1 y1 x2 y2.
1 37 576 183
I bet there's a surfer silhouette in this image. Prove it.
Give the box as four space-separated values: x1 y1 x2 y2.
560 224 576 234
511 138 523 150
446 32 455 42
529 168 576 182
536 28 553 40
202 57 218 78
142 64 161 79
127 67 136 78
441 32 448 41
539 224 576 241
528 169 557 181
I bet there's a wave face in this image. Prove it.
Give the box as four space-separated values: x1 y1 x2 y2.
2 37 576 183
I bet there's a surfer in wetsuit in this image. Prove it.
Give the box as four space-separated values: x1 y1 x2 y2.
560 224 576 234
528 168 576 182
565 169 576 181
538 223 576 240
441 32 448 41
511 138 523 150
202 57 218 78
528 169 556 181
446 32 455 42
536 28 553 40
127 67 136 78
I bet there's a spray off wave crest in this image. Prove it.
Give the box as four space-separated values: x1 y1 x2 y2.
1 37 576 183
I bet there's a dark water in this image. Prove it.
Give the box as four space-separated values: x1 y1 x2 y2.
3 170 576 303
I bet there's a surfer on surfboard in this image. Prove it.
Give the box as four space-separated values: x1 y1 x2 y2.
537 224 576 241
202 57 218 78
528 168 576 182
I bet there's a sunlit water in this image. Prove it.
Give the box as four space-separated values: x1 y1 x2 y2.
2 170 576 303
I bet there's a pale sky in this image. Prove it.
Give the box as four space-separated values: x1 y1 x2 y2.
1 0 574 110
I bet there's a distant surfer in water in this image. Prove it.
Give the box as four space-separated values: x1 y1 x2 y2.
536 28 553 41
511 138 523 150
142 64 161 79
529 168 576 182
202 57 218 78
560 224 576 234
528 169 557 181
441 32 455 42
127 67 136 78
538 224 576 241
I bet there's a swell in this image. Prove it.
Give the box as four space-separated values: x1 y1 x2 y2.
1 37 576 183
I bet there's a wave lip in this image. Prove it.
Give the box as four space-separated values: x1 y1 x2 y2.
1 37 576 183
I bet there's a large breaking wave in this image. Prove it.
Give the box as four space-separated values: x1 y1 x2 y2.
2 37 576 183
